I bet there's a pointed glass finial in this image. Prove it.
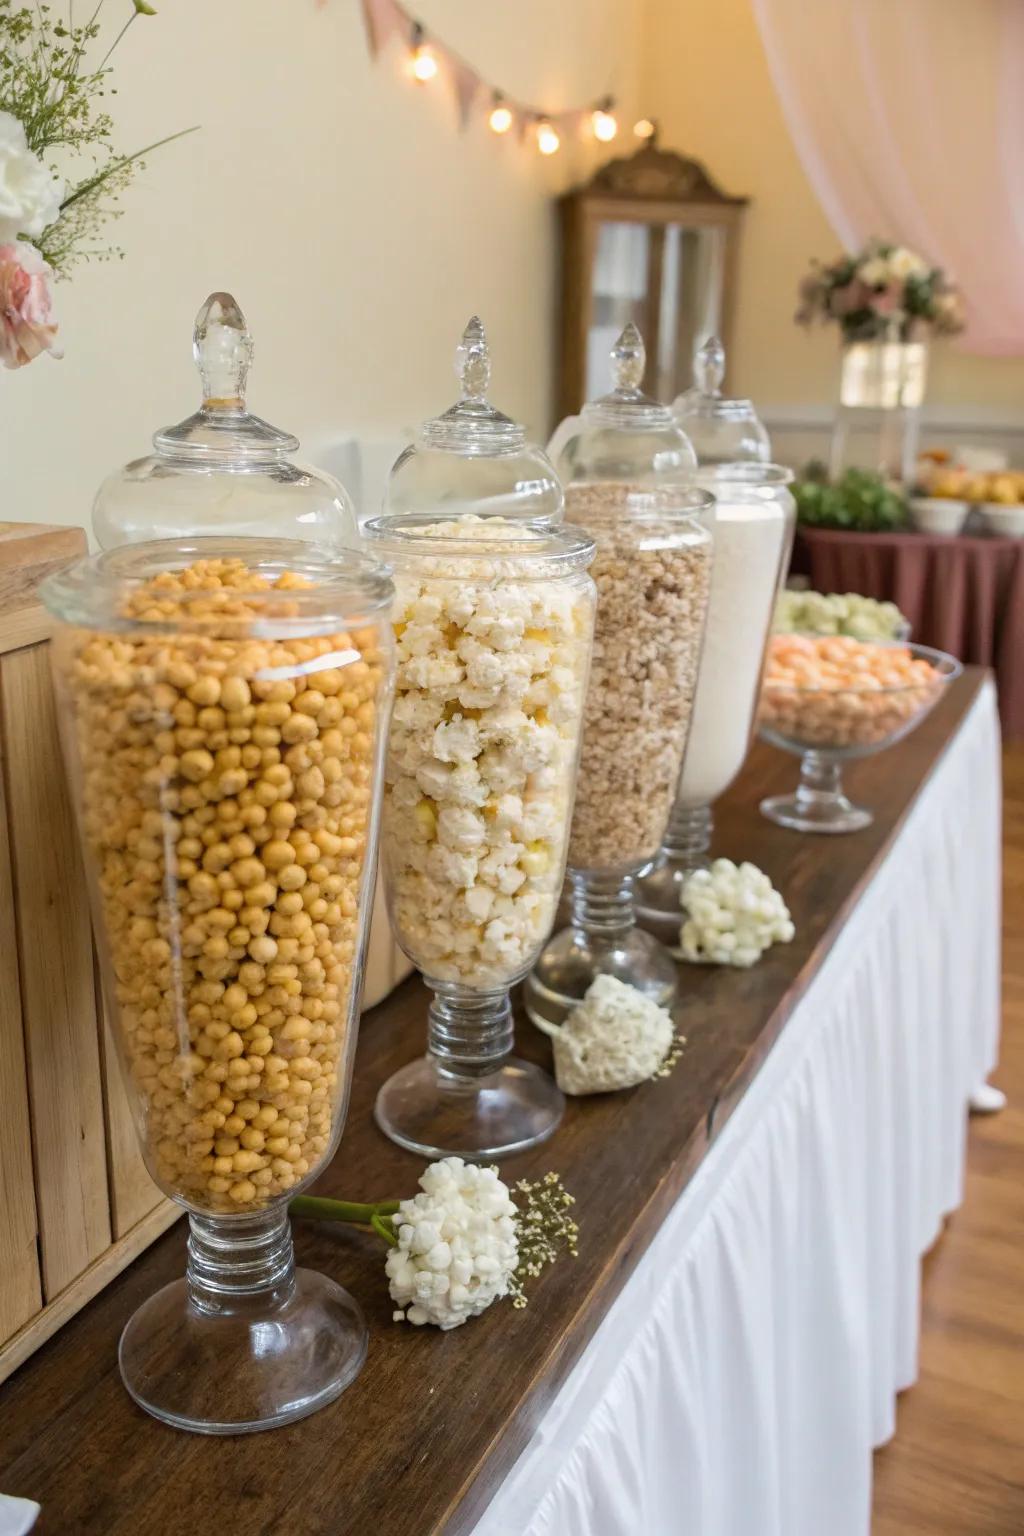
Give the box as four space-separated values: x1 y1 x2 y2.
194 292 253 407
610 322 646 393
455 315 491 401
694 335 726 398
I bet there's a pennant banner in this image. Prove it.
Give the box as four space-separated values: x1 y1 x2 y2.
352 0 621 150
448 54 480 132
360 0 405 60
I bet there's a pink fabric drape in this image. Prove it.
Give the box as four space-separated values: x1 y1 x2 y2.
751 0 1024 356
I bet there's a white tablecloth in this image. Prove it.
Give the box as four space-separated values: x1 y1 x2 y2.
473 680 1001 1536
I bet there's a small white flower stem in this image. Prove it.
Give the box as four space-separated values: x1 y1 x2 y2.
290 1196 401 1248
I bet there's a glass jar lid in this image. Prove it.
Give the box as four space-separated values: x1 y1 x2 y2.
91 294 357 550
673 337 771 465
550 323 697 486
385 317 563 524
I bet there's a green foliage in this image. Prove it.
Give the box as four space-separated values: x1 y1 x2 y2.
793 466 910 533
0 0 195 274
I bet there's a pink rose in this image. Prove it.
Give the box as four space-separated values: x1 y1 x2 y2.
0 240 60 369
871 282 904 317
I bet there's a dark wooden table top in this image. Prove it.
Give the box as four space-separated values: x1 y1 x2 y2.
0 670 988 1536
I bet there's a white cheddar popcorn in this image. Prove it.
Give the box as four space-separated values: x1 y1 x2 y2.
382 518 594 986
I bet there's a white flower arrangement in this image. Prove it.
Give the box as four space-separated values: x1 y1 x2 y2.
0 1 194 367
680 859 795 967
292 1159 578 1331
547 974 679 1095
796 237 964 345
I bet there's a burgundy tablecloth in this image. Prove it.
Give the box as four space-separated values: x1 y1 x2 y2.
792 527 1024 739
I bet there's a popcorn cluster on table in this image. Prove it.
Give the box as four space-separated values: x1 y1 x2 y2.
383 518 593 986
680 859 795 967
553 975 676 1095
386 1158 519 1330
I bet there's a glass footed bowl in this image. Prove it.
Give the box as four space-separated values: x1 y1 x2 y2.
758 639 962 833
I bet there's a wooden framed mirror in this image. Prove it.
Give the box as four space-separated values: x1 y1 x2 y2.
556 135 749 421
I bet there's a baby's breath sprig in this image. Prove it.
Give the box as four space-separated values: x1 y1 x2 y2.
508 1171 579 1309
653 1030 686 1080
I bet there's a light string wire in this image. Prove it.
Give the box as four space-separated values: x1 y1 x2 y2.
357 0 633 148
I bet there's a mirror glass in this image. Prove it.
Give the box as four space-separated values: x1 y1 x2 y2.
586 220 727 400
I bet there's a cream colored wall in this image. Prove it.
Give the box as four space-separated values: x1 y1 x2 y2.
639 0 1024 425
3 0 639 528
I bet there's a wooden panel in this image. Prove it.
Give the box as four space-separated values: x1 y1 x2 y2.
1 644 110 1298
0 672 989 1536
96 980 162 1242
0 522 86 641
0 1200 179 1388
0 686 42 1341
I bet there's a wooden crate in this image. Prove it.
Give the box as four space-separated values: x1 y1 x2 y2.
0 524 410 1385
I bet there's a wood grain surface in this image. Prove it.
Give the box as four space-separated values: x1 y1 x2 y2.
0 670 987 1536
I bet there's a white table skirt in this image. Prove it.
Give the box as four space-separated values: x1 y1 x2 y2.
473 680 1001 1536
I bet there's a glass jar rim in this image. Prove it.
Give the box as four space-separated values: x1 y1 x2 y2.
563 484 716 521
692 462 793 487
40 536 393 632
363 512 596 572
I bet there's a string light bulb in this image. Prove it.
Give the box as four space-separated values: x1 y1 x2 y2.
489 94 513 134
537 119 561 156
591 101 618 142
409 23 438 82
633 117 656 140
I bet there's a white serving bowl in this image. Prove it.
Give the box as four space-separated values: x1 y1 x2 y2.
979 503 1024 537
909 497 969 536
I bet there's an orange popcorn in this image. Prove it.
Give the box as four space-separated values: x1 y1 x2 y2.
760 634 943 750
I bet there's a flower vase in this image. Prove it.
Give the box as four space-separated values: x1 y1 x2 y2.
830 338 929 485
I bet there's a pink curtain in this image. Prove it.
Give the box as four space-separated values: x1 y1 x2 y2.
751 0 1024 355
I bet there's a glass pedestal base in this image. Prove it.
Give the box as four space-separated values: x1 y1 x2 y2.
525 922 678 1033
760 749 872 834
119 1210 367 1434
635 803 714 949
374 1054 564 1160
760 789 872 834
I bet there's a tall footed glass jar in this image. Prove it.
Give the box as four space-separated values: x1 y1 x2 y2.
637 464 795 947
525 321 711 1029
41 539 394 1434
525 486 713 1028
365 515 596 1160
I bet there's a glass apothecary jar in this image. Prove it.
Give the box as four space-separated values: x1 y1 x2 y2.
365 513 596 1160
636 464 795 944
525 485 714 1031
672 336 771 464
385 316 563 524
41 538 394 1434
93 294 357 551
553 321 697 487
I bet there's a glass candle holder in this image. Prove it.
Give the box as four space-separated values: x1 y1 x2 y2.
41 538 394 1434
636 465 794 949
525 486 714 1030
363 514 596 1160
